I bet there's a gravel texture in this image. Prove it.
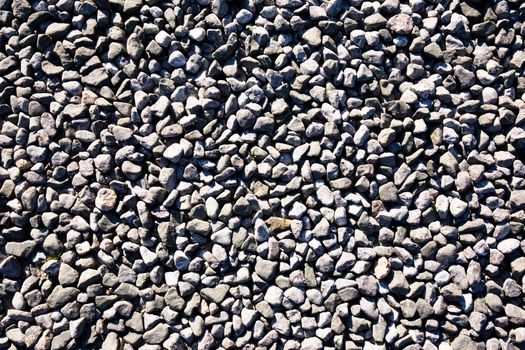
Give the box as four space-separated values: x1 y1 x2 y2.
1 0 525 349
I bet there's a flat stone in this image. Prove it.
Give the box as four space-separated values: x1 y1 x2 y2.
506 304 525 325
5 241 36 258
388 271 410 296
47 286 80 309
200 284 230 304
255 257 278 281
187 219 211 235
143 323 169 344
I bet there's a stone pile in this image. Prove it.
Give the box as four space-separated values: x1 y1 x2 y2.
0 0 525 349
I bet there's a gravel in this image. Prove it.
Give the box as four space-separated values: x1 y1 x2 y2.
0 0 525 349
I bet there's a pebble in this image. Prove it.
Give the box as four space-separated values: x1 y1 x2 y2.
387 13 413 34
302 27 322 47
95 188 118 212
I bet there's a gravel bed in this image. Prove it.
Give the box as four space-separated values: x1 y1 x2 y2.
1 0 525 349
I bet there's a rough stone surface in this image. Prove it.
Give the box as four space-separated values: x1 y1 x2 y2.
0 1 524 349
